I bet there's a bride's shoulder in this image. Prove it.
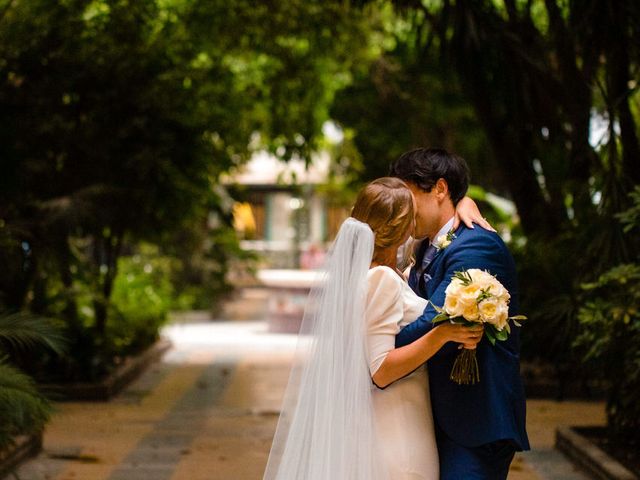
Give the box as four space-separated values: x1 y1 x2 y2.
367 265 404 286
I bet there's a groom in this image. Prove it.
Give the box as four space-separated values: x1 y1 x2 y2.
391 148 530 479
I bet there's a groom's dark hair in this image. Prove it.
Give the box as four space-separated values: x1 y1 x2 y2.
389 147 470 205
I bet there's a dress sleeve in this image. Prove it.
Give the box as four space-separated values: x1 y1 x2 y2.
400 288 429 328
365 267 404 376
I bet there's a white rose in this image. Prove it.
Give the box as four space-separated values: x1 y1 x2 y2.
493 302 510 331
445 279 464 297
487 277 508 299
472 270 494 291
436 234 451 249
444 280 464 316
466 269 485 281
499 289 511 302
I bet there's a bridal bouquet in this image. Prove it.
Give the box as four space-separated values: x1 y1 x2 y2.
431 269 525 385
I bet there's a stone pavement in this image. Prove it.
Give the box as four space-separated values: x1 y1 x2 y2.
13 289 605 480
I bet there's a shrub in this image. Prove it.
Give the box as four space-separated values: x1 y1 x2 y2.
108 251 175 355
575 264 640 442
574 187 640 442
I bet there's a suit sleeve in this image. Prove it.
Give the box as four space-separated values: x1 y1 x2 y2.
395 233 507 348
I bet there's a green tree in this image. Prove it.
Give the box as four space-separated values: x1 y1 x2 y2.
332 5 493 187
384 0 640 236
0 0 376 380
334 0 640 392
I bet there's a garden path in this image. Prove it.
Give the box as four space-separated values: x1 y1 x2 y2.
13 289 605 480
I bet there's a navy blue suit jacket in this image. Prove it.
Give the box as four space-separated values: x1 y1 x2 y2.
396 225 530 451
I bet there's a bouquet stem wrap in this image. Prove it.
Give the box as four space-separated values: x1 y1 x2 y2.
450 348 480 385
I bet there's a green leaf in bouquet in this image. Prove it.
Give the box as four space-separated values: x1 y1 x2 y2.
429 301 445 314
494 328 509 342
451 317 473 326
477 289 494 303
452 270 473 286
484 327 497 346
432 313 450 324
509 315 527 327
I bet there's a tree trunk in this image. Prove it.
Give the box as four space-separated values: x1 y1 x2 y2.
93 230 123 336
447 2 561 236
607 3 640 188
58 236 78 326
544 0 598 221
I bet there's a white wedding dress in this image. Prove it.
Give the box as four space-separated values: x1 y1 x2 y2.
264 219 437 480
366 266 439 480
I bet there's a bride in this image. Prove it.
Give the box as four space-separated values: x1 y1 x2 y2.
263 177 485 480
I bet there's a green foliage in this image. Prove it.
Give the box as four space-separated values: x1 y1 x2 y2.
331 6 638 407
0 0 370 382
108 250 174 354
181 0 376 160
338 1 638 412
0 312 67 356
0 359 51 449
0 313 66 450
0 1 636 447
331 6 491 186
573 190 640 441
575 264 640 442
617 186 640 232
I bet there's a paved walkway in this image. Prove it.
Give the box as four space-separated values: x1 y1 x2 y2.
13 289 605 480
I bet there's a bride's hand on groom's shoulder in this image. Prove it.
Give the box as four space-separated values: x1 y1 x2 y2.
453 196 496 232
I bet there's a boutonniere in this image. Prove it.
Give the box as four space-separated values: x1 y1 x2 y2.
434 229 457 250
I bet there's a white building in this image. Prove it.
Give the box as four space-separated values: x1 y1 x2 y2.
222 150 346 268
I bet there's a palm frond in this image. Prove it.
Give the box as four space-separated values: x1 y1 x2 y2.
0 312 68 356
0 358 51 449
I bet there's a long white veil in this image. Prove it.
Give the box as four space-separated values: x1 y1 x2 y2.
263 217 389 480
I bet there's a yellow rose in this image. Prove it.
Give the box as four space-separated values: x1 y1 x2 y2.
478 298 499 322
461 300 480 321
445 293 464 317
460 283 481 306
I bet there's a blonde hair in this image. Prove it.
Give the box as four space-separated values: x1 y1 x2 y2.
351 177 414 264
